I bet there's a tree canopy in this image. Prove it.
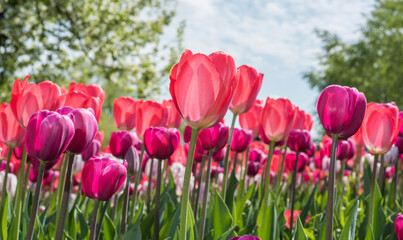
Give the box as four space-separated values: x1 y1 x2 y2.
0 0 183 107
304 0 403 108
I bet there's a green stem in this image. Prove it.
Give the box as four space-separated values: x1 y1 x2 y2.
262 141 276 206
392 158 399 207
0 147 13 216
378 154 385 195
325 135 339 240
96 200 109 240
275 144 288 190
120 174 131 238
56 154 69 217
89 200 100 240
130 145 144 222
198 152 213 240
221 113 237 199
194 155 206 218
154 159 162 240
21 161 31 207
240 148 249 197
368 154 379 230
289 152 299 238
26 161 46 240
9 147 27 240
179 128 200 240
147 158 154 213
232 152 239 175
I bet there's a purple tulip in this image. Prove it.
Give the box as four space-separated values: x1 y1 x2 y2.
288 129 312 153
395 136 403 154
198 123 229 153
125 146 139 175
248 148 266 163
306 143 317 157
247 161 261 176
25 110 75 162
56 107 98 154
317 85 367 139
231 128 253 152
109 131 139 159
81 139 101 162
144 127 180 160
230 235 261 240
337 139 356 160
82 156 127 201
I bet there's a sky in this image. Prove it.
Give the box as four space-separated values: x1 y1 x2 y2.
162 0 375 135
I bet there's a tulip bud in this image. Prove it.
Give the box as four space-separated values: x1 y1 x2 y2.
144 127 180 160
198 123 229 153
288 130 312 153
125 146 139 175
231 128 253 152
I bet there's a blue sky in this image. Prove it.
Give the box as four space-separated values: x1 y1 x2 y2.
162 0 375 135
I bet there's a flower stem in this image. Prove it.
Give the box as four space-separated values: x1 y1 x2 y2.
120 174 131 237
21 161 31 207
289 152 299 238
368 154 379 230
55 154 69 215
194 155 206 218
0 147 13 217
262 141 276 206
275 144 288 190
130 145 145 222
179 128 200 240
378 154 385 194
221 113 237 199
89 200 100 240
239 147 250 197
198 151 213 240
392 158 399 208
325 135 339 240
26 160 46 240
154 159 163 240
55 153 75 239
147 158 154 213
96 200 109 240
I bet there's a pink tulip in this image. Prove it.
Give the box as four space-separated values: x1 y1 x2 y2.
317 85 367 139
82 156 127 201
292 109 314 131
113 97 137 131
260 98 296 143
169 49 236 129
144 127 180 160
395 136 403 154
395 213 403 240
231 128 253 152
247 161 261 177
288 130 312 153
337 139 356 160
183 126 192 143
198 123 229 153
0 103 26 148
163 99 183 129
109 131 139 159
81 139 101 162
229 235 261 240
249 149 266 163
229 65 263 115
362 103 402 154
239 100 264 138
285 152 309 173
213 147 226 162
135 100 168 138
399 112 403 136
25 111 74 162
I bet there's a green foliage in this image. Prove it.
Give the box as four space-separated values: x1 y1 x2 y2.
304 0 403 108
0 0 184 106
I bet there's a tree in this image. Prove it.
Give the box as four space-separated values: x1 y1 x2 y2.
0 0 184 107
304 0 403 109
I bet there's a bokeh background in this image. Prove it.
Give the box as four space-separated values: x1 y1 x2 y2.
2 0 402 141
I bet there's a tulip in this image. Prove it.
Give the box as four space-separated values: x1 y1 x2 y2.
198 123 229 153
316 85 366 240
134 100 168 139
82 139 101 162
337 139 356 161
285 152 308 173
229 65 263 115
292 110 314 131
64 82 105 122
144 127 180 160
0 171 17 198
113 97 137 130
10 76 66 128
170 49 237 240
125 146 139 176
163 99 183 129
247 161 261 177
288 130 312 153
109 131 139 159
230 235 261 240
213 147 226 162
231 128 253 153
239 100 264 138
249 149 266 163
183 126 192 143
399 112 403 136
395 213 403 240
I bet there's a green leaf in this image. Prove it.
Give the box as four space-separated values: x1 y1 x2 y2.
225 170 239 212
235 183 255 230
1 195 8 240
213 192 233 239
257 195 278 240
300 183 317 225
102 214 116 240
160 202 180 239
339 200 359 240
295 217 308 240
186 202 196 240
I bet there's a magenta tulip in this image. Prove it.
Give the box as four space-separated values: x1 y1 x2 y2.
337 139 356 160
144 127 180 160
25 111 75 162
82 156 127 201
231 128 253 152
395 213 403 240
288 130 312 153
247 161 261 177
81 139 101 162
183 126 192 143
285 152 309 173
213 148 226 162
317 85 367 139
198 123 229 153
395 136 403 154
230 235 261 240
109 131 139 159
249 149 266 163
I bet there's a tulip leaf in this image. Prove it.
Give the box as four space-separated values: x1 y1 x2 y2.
365 182 385 240
300 183 317 225
159 201 180 239
235 183 256 229
217 225 237 240
213 192 233 239
225 170 239 212
340 200 359 240
102 214 116 240
1 195 8 240
186 202 196 240
295 217 308 240
363 160 371 197
257 195 278 240
76 206 89 240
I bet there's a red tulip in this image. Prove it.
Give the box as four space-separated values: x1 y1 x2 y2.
135 100 168 138
229 65 263 115
260 98 296 143
288 130 312 153
231 128 253 152
10 76 66 127
284 210 310 229
0 103 26 148
317 85 367 139
395 213 403 240
239 100 264 138
163 99 183 129
113 97 137 131
362 102 402 155
285 152 308 173
82 156 127 201
169 49 236 129
144 127 180 160
64 82 105 122
292 109 314 131
109 131 139 159
25 111 75 162
260 129 285 147
198 123 229 153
